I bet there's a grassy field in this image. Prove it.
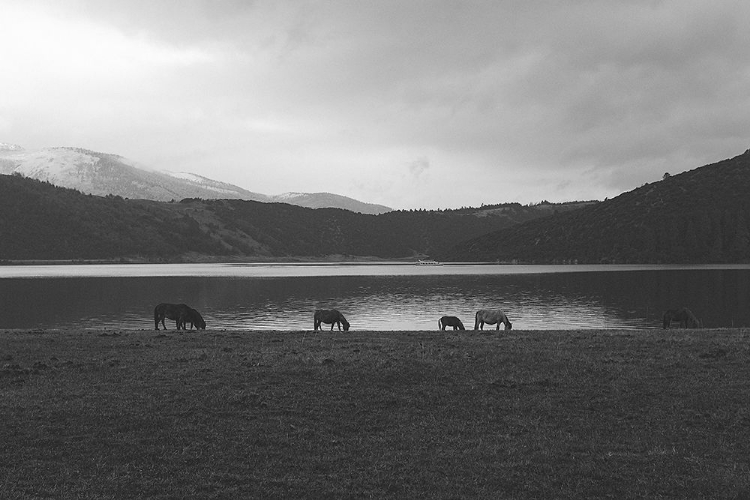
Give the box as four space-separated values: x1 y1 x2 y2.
2 327 750 499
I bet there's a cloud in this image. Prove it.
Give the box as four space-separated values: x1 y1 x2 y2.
3 0 750 209
408 157 430 178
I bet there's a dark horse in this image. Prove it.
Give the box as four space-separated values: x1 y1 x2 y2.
474 309 513 331
314 309 350 331
438 316 465 330
181 308 206 330
154 303 206 330
662 308 701 329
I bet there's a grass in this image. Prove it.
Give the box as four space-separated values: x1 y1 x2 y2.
1 328 750 499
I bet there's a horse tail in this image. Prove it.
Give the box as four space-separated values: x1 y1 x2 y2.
438 318 442 330
474 310 480 330
154 304 163 330
662 309 676 329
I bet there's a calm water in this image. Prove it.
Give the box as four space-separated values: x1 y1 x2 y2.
1 263 749 331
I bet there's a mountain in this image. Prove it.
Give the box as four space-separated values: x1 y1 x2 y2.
441 149 750 264
0 144 391 214
270 192 391 214
0 174 574 261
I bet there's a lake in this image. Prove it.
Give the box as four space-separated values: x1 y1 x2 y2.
1 263 749 331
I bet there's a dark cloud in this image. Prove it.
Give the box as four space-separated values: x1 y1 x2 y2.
409 157 430 178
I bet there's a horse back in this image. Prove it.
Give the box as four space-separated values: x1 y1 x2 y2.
476 309 505 323
155 303 184 319
169 303 191 319
315 309 342 322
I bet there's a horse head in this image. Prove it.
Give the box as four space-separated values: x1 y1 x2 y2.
191 309 206 330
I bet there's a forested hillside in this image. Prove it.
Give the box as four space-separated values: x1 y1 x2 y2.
442 150 750 264
0 174 577 261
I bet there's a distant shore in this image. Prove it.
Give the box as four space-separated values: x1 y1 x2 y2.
0 255 430 266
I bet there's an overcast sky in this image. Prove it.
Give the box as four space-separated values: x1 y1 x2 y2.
2 1 749 210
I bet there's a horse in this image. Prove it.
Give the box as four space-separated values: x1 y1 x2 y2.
438 316 465 330
154 303 205 330
662 308 701 329
474 309 513 331
181 307 206 330
314 309 350 331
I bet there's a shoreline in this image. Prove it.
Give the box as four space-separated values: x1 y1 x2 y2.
1 326 743 333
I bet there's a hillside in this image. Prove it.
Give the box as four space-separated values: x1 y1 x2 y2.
0 145 391 214
442 150 750 264
0 174 569 261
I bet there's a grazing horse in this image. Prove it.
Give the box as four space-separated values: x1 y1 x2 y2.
314 309 350 331
438 316 465 330
181 307 206 330
662 308 701 329
154 303 205 330
474 309 513 331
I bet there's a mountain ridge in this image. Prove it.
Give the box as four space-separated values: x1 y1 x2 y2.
440 149 750 264
0 173 563 261
0 144 391 214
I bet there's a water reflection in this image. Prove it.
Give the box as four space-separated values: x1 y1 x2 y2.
0 266 748 330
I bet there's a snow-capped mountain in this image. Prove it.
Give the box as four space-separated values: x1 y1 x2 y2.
0 144 391 214
270 192 391 214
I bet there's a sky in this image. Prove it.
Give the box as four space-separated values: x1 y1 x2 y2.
2 0 750 210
